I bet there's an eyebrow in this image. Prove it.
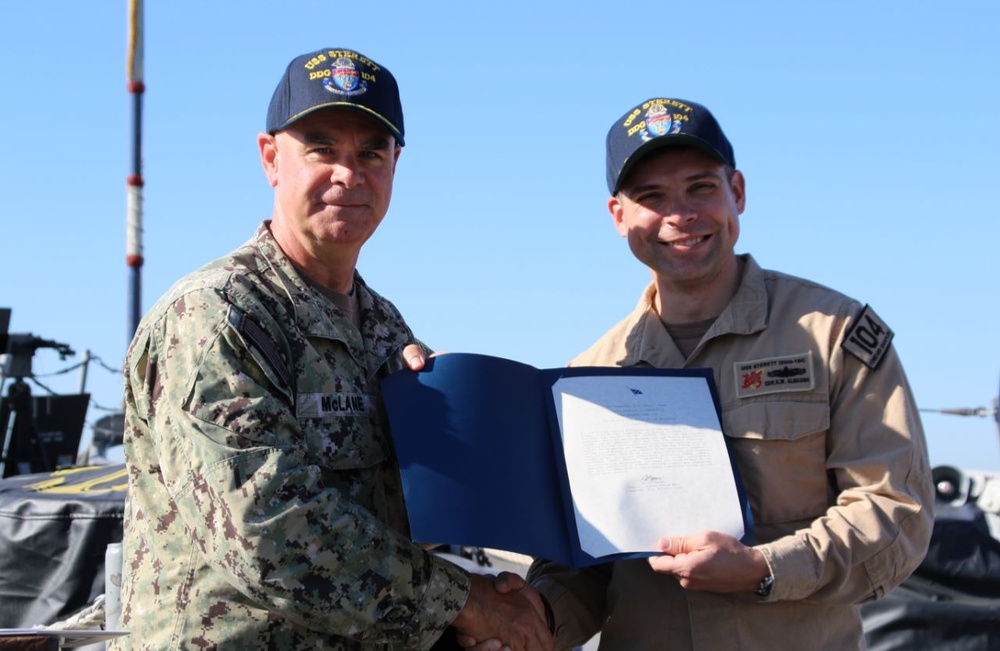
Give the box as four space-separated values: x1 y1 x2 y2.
684 171 720 182
626 170 721 194
301 131 392 150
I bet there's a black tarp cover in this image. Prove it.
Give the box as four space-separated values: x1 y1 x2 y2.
0 464 125 628
861 502 1000 649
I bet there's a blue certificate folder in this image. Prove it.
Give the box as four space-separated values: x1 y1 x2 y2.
380 353 753 569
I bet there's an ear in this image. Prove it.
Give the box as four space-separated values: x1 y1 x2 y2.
258 133 279 188
390 144 402 176
730 170 746 214
608 195 628 238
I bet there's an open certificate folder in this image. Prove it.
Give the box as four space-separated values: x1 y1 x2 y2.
381 353 753 568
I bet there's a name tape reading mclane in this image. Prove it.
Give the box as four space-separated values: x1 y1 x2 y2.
297 393 373 419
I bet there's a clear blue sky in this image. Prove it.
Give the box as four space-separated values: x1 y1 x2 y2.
2 1 998 473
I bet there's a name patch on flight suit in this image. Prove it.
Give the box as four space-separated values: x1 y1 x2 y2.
297 393 373 419
735 351 815 398
842 304 894 370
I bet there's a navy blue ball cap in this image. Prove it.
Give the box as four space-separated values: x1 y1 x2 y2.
266 48 405 145
606 98 734 194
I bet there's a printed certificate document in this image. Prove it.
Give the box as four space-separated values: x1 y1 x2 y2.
381 353 752 568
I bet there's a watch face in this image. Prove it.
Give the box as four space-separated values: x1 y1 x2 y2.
756 575 774 597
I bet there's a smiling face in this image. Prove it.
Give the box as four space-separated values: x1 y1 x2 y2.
610 146 746 304
258 108 401 290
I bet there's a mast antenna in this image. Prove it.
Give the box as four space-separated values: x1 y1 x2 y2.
126 0 145 340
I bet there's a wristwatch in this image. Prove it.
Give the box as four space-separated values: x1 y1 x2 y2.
755 573 774 598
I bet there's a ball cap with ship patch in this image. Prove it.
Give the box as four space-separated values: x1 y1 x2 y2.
266 47 405 145
606 97 734 194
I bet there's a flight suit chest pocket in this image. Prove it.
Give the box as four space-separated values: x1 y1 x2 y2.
722 400 831 527
296 390 388 469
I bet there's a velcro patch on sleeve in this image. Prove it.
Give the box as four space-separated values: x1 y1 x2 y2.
842 304 894 369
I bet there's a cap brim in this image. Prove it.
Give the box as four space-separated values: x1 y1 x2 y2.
614 135 728 194
271 102 405 146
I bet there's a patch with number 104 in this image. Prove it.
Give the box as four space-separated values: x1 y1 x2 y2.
842 305 894 369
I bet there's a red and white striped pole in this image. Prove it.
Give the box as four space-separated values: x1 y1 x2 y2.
126 0 144 339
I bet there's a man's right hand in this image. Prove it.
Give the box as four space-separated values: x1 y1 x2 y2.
451 572 552 651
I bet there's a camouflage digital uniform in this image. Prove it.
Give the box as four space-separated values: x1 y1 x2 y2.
113 222 470 650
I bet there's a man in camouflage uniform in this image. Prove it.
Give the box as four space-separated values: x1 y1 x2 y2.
113 48 551 651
